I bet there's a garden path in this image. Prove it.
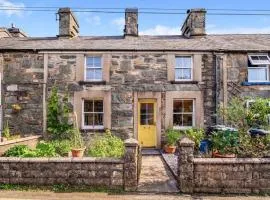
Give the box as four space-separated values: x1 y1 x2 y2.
137 155 179 193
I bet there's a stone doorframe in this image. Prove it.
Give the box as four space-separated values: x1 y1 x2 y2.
134 92 162 148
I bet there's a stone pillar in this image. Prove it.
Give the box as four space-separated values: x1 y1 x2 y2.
178 137 195 193
124 8 138 37
124 138 139 191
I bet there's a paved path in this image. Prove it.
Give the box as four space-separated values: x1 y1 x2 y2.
137 155 179 193
0 191 269 200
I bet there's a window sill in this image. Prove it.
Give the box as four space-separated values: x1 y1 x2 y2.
80 129 105 133
171 81 198 84
242 81 270 86
79 81 106 85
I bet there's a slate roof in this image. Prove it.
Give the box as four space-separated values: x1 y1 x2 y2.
0 34 270 52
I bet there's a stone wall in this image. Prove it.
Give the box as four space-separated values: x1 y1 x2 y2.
178 137 270 194
0 139 140 191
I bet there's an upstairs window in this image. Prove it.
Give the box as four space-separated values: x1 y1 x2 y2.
85 56 102 81
173 99 194 129
83 99 104 129
175 56 192 81
248 54 270 82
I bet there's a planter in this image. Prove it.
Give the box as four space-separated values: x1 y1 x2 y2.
212 151 236 158
71 147 86 157
164 145 176 154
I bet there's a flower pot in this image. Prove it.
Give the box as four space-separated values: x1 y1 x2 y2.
71 147 86 157
212 151 236 158
164 145 176 154
1 137 7 142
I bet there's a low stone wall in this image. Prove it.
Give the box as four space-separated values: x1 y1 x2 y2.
178 137 270 194
0 136 41 156
0 138 140 191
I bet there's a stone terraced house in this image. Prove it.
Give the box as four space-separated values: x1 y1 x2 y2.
0 7 269 148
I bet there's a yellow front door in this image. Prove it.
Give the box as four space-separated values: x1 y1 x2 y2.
138 99 157 147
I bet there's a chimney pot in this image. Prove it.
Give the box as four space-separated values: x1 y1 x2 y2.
181 8 206 38
124 8 138 37
57 7 79 38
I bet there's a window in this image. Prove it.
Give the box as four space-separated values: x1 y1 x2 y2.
85 56 102 81
248 54 270 82
175 56 192 81
140 103 154 125
83 99 104 129
173 99 194 128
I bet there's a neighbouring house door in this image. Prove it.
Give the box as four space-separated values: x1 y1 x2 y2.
138 99 157 147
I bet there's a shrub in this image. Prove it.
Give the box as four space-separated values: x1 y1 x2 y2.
51 140 72 156
2 121 10 139
3 145 31 157
184 128 204 150
47 86 72 140
35 141 57 157
70 128 84 149
88 130 124 158
165 129 181 146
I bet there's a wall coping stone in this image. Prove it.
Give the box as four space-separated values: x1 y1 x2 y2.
0 135 42 146
0 157 124 163
194 157 270 164
178 137 195 147
124 138 139 147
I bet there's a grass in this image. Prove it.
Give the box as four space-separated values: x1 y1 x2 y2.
0 184 124 193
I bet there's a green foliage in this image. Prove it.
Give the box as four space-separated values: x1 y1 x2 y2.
47 86 72 140
51 140 72 156
3 145 31 157
184 128 204 150
35 141 57 157
165 128 182 146
2 121 10 139
88 130 125 158
211 130 239 155
71 128 84 149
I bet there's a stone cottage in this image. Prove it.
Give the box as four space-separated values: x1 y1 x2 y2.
0 8 269 148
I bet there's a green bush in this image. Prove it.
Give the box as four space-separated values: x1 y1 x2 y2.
35 141 57 157
88 130 124 158
3 145 31 157
51 140 72 156
165 129 181 146
184 128 204 150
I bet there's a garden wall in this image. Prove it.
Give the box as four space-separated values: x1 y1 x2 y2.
178 137 270 194
0 138 140 191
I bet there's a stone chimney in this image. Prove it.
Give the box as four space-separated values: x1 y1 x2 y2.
7 24 27 37
124 8 138 37
181 8 206 38
57 7 79 38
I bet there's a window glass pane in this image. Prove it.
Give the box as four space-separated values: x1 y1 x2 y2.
84 113 94 126
140 114 154 125
175 69 182 80
173 100 182 113
86 69 95 80
183 69 191 79
183 100 193 112
93 57 101 67
140 103 154 115
248 68 267 81
173 114 182 126
84 100 93 112
259 56 268 61
94 113 103 126
86 57 94 68
250 56 259 61
94 100 103 112
95 69 102 80
183 114 193 126
176 57 191 68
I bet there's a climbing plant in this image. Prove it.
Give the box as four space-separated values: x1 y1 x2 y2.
47 86 72 140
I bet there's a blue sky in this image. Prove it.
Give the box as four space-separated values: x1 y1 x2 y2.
1 0 270 37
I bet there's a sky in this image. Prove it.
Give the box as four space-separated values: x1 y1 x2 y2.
0 0 270 37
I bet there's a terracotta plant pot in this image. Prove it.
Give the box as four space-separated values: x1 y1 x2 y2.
71 147 86 157
212 151 236 158
164 145 176 154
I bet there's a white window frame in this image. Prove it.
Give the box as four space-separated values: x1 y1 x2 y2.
248 54 270 82
84 56 103 81
173 99 195 130
82 99 104 130
175 56 193 81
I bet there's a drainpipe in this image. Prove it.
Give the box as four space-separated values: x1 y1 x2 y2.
43 53 48 139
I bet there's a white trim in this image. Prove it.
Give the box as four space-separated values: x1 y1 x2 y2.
172 99 195 128
84 56 103 81
248 54 270 65
175 56 193 81
82 99 104 130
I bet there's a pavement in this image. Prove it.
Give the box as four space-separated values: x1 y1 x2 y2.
0 191 269 200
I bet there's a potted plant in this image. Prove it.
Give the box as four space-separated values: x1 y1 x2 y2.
71 112 85 157
211 130 238 158
164 129 180 153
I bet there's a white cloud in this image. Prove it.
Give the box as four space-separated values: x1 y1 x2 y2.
140 25 179 35
0 0 24 17
207 25 270 34
111 17 125 30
